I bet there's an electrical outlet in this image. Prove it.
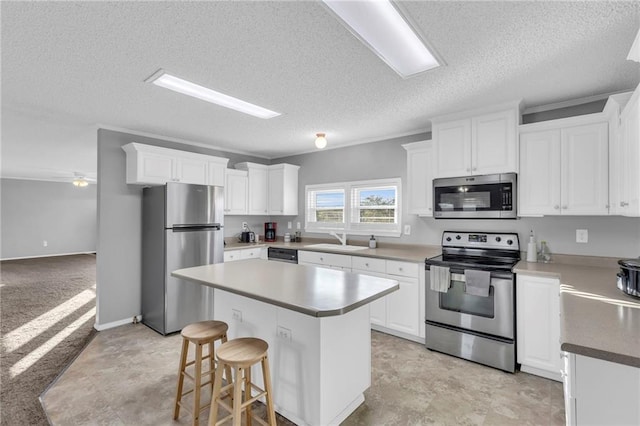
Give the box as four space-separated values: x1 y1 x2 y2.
277 326 292 341
232 309 242 322
296 222 301 230
242 222 248 231
404 225 411 235
576 229 588 243
43 240 48 247
287 221 292 229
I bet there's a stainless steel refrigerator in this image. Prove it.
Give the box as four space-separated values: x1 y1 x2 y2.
142 182 224 335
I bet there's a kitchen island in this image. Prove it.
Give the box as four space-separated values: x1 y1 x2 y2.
172 259 399 426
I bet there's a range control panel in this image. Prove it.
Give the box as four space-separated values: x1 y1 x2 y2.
441 231 520 251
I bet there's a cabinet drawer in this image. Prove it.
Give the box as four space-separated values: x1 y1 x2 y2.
224 250 242 262
241 248 262 260
386 261 419 278
298 251 351 268
351 256 386 273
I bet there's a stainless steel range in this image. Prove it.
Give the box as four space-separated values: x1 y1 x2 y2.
425 231 520 372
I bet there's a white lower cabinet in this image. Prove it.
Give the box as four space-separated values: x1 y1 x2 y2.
224 247 263 262
352 257 387 327
384 261 421 337
562 351 640 426
350 256 424 342
516 274 562 381
298 251 352 271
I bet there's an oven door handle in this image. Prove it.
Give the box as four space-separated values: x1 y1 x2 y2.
444 267 514 280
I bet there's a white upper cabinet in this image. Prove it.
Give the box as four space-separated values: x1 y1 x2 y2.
403 140 434 216
207 159 228 187
224 169 248 215
607 86 640 217
519 118 609 216
268 164 300 216
561 123 609 215
472 109 518 174
234 162 299 216
175 157 208 184
433 119 471 177
432 103 520 178
519 130 561 215
235 162 269 215
122 142 229 186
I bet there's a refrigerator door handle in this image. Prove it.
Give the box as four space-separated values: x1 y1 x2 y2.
171 224 222 231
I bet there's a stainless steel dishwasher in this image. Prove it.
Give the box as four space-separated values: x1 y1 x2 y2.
267 247 298 264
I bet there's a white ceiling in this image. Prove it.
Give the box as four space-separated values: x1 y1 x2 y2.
2 1 639 182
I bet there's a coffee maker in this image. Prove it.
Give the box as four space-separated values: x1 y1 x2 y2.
264 222 277 242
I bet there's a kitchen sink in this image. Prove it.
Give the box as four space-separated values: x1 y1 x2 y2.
303 243 369 252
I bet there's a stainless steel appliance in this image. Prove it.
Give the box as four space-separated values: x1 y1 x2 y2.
142 182 224 335
265 222 277 242
267 247 298 264
425 231 520 372
617 258 640 298
433 173 517 219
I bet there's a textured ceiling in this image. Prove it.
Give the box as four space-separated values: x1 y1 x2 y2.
2 1 639 181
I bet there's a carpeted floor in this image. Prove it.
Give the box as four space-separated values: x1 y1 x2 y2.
0 254 97 426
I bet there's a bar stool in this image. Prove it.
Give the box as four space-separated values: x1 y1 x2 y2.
208 337 276 426
174 320 233 426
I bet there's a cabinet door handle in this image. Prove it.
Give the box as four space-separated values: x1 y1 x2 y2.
472 167 477 171
466 168 471 172
554 205 560 210
365 263 369 267
562 205 568 210
620 201 629 207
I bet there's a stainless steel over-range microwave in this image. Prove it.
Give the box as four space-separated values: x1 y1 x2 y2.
433 173 517 219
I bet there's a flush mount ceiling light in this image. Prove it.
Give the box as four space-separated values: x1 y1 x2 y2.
72 177 89 187
145 70 281 119
315 133 327 149
322 0 442 78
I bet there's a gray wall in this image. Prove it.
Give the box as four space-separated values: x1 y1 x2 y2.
276 136 640 259
96 128 267 327
1 178 97 259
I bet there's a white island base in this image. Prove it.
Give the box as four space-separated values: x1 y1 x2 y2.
214 288 371 426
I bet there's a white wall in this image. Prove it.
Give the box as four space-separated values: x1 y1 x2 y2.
1 178 97 259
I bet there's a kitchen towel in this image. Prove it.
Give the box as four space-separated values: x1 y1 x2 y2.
464 269 491 297
430 266 451 292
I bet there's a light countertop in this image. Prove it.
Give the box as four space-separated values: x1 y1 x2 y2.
224 239 441 264
514 260 640 368
172 259 399 318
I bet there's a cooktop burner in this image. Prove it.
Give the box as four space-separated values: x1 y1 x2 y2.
426 231 521 272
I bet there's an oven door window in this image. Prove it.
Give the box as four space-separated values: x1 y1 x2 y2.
439 279 495 318
434 183 512 213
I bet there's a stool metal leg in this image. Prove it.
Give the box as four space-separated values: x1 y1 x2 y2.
174 337 190 419
262 356 277 425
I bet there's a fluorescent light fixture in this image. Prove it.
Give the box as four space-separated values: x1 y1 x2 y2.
323 0 442 78
146 70 281 119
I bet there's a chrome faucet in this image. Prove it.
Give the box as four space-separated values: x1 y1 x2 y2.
329 231 347 245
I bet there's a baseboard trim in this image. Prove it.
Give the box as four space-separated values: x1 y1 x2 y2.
94 315 142 331
1 251 96 261
520 364 562 382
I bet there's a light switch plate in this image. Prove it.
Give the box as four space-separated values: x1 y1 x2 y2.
404 225 411 235
576 229 588 243
287 221 292 229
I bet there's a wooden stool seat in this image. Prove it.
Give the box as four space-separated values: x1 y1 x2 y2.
209 337 276 426
174 320 232 426
182 320 229 344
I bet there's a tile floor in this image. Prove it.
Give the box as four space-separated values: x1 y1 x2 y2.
42 324 564 425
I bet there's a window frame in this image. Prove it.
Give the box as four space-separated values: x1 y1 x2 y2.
305 178 402 237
